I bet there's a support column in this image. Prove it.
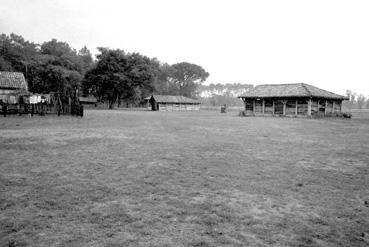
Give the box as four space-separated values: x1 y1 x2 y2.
253 100 255 115
317 100 320 115
325 100 328 115
295 99 298 116
332 101 335 113
272 100 275 116
339 101 342 113
262 99 265 115
282 100 287 116
307 99 312 116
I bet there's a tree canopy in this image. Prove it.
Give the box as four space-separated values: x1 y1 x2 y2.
1 32 210 107
82 49 210 108
0 33 93 103
83 48 161 108
167 62 209 98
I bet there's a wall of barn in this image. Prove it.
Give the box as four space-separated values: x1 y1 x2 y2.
158 103 200 111
0 89 18 104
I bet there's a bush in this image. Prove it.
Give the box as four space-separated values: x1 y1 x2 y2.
312 112 352 119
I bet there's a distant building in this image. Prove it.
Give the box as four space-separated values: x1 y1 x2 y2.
148 95 201 111
79 96 97 106
0 71 29 104
238 83 348 117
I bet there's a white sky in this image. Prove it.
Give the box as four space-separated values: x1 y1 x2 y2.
1 0 369 95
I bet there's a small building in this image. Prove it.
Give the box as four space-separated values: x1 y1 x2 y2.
148 95 201 111
238 83 348 117
0 71 29 104
79 96 97 106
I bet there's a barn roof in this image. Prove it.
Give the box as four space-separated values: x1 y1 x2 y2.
151 95 201 104
0 71 28 91
238 83 347 100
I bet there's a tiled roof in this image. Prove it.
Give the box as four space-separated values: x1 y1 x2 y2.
238 83 347 100
151 95 201 104
0 71 28 90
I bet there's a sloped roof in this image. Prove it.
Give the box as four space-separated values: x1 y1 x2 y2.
0 71 28 91
151 95 201 104
238 83 347 100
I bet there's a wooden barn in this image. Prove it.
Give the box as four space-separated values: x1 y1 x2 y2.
148 95 201 111
0 71 29 104
238 83 348 117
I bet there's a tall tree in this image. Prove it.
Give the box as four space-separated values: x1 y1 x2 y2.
83 48 160 108
0 33 39 75
167 62 209 98
83 48 128 108
356 94 366 109
40 39 83 73
78 46 94 74
152 63 176 95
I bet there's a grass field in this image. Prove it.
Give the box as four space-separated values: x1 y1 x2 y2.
1 110 369 247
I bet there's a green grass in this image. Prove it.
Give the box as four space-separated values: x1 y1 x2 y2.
1 110 369 246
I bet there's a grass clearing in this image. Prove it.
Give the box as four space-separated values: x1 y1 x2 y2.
1 110 369 246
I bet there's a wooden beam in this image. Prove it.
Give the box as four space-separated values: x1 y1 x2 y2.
282 100 287 116
307 99 312 116
317 100 320 114
262 99 265 115
332 101 335 113
295 99 298 116
272 100 275 116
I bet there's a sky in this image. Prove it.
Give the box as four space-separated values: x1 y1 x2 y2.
1 0 369 95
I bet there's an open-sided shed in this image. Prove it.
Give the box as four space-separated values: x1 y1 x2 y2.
149 95 201 111
238 83 348 117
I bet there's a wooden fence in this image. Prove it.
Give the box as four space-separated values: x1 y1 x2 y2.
1 103 83 117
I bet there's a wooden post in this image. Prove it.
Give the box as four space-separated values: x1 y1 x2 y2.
262 99 265 115
295 99 298 116
307 99 312 116
317 100 320 115
272 100 275 116
332 101 335 113
325 100 328 115
339 101 342 113
282 100 287 116
253 100 255 115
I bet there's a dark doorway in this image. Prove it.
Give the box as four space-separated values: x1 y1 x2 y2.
245 100 253 114
151 101 157 111
274 100 284 115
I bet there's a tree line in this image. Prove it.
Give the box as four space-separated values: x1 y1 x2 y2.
343 90 369 110
0 33 209 108
198 83 254 107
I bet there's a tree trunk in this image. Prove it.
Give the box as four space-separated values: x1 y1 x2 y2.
108 100 114 109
